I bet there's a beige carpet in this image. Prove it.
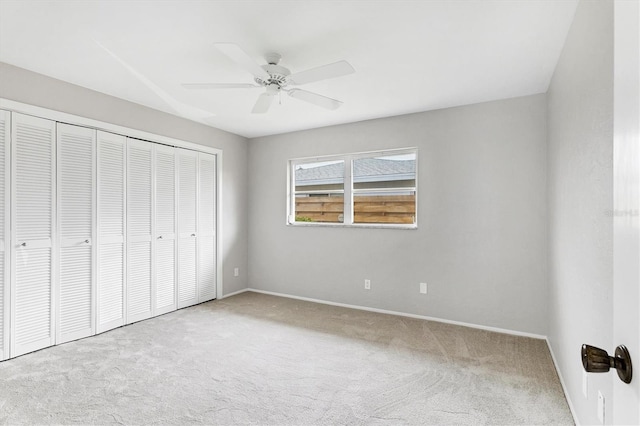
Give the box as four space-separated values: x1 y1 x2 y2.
0 291 573 425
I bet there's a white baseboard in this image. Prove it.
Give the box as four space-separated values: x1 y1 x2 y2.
244 287 547 340
221 288 250 299
546 338 580 425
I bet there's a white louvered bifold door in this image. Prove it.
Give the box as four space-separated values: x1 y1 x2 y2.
97 131 126 333
0 110 10 361
57 124 95 344
154 144 176 315
127 138 153 323
10 113 56 357
177 148 198 309
198 153 217 303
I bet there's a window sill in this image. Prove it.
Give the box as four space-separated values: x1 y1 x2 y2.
287 222 417 230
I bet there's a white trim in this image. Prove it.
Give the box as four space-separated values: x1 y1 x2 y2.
546 338 580 425
245 288 547 340
220 288 249 299
0 98 221 156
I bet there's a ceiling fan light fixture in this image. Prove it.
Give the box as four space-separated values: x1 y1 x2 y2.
183 43 354 114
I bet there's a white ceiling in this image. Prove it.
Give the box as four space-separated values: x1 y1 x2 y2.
0 1 578 138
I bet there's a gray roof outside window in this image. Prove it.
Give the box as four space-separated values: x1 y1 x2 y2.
295 158 415 186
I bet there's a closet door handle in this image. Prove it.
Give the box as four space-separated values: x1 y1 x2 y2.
84 239 90 244
20 242 26 247
157 236 163 239
191 233 196 237
582 344 633 384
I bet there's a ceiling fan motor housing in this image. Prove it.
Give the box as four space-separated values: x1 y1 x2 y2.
255 62 291 88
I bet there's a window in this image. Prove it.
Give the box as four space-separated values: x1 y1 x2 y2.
288 148 417 228
293 159 345 223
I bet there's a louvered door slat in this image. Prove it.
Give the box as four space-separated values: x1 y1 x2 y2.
178 150 197 236
0 110 8 360
59 246 92 338
57 123 95 343
178 238 197 306
11 113 55 358
198 153 216 235
127 139 152 323
155 146 175 236
198 153 216 303
177 149 198 308
0 255 4 360
97 131 126 333
198 236 216 302
128 241 151 319
154 145 176 315
128 141 152 237
156 239 175 312
97 243 124 326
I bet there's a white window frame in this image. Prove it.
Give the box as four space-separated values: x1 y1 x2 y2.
287 147 418 229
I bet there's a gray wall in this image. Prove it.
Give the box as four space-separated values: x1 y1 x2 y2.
546 0 613 424
0 62 250 296
248 94 548 335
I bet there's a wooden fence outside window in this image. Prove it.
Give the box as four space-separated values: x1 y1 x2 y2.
295 194 415 224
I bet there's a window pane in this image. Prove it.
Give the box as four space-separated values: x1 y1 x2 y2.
294 160 344 223
353 154 416 224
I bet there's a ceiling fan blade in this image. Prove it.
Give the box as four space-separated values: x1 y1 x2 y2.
252 92 274 114
214 42 270 81
94 39 216 119
287 89 343 110
288 60 355 85
182 83 260 89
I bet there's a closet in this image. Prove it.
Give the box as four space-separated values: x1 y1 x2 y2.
0 107 218 361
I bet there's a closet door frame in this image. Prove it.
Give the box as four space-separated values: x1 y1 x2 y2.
0 110 10 361
0 98 223 302
10 112 57 358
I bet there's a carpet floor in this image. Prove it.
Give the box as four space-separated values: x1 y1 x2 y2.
0 291 573 425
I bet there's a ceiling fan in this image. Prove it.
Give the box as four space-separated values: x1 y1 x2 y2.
182 43 355 114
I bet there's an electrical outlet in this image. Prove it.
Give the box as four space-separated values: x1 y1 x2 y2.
234 267 239 277
597 391 604 424
364 279 371 290
582 370 588 398
420 282 427 294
